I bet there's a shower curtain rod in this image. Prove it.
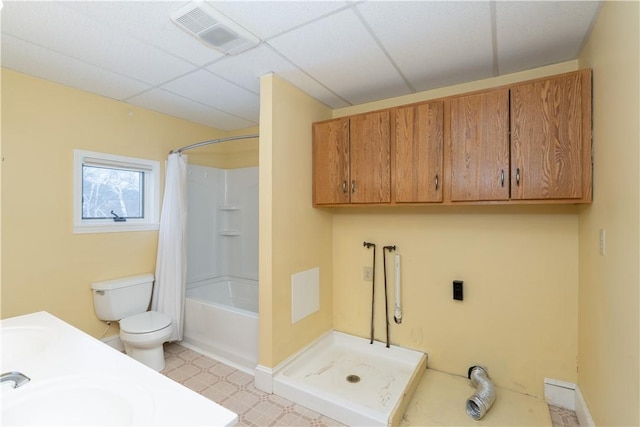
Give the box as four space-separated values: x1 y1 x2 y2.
170 134 259 154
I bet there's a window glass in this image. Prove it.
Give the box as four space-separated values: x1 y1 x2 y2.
73 149 159 234
82 165 144 219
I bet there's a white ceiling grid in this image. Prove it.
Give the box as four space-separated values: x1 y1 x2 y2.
1 1 601 131
358 1 496 92
495 1 601 74
268 8 413 105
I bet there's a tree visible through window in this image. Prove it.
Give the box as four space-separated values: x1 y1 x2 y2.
74 149 159 233
82 165 144 219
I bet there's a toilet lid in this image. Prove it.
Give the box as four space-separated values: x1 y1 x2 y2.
120 311 172 334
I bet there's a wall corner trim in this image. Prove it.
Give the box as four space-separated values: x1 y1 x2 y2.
575 385 596 427
255 330 333 394
255 365 274 393
544 379 594 426
544 378 576 410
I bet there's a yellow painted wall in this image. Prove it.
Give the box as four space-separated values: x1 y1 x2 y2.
258 74 333 368
330 63 582 398
186 126 259 169
577 1 640 425
0 69 245 336
332 206 579 398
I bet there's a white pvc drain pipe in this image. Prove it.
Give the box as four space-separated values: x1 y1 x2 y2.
393 253 402 324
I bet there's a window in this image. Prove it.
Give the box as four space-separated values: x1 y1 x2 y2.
73 150 160 233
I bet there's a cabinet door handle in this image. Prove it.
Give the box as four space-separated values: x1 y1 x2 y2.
351 180 356 193
435 174 439 191
500 170 505 187
516 168 521 186
342 181 347 193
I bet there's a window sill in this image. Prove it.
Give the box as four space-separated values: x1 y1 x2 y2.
73 223 160 234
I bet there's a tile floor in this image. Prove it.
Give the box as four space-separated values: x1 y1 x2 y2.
162 343 345 426
549 405 581 427
161 343 580 426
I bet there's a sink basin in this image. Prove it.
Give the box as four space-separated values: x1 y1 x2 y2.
1 326 58 368
1 375 155 426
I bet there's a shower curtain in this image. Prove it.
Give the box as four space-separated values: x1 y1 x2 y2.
152 153 188 342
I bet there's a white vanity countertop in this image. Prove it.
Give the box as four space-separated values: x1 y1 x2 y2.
1 311 238 426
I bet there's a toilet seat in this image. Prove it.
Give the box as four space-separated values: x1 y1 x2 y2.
119 313 173 371
120 311 172 334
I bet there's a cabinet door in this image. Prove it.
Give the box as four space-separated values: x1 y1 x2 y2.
511 71 587 200
350 111 391 203
394 101 444 203
312 118 350 205
450 89 510 201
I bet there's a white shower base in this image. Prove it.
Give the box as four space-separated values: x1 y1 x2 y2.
273 331 427 426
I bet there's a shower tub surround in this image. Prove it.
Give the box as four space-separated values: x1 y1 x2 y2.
271 331 427 426
184 164 258 371
185 165 258 287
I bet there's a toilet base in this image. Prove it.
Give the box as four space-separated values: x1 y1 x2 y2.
124 343 166 371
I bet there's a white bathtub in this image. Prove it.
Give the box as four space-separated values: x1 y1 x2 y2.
183 277 258 372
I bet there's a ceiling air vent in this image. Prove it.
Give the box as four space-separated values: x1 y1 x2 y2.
170 2 259 55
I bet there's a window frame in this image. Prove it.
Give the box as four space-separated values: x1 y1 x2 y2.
73 149 160 234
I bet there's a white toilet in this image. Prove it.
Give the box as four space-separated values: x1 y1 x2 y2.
91 273 173 371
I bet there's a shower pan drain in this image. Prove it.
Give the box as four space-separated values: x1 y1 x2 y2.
346 374 361 383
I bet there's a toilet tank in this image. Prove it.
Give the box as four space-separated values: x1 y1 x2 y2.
91 274 154 321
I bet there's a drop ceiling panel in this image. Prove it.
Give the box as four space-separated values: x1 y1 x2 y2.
206 44 291 94
496 1 601 75
2 34 152 100
61 1 226 66
1 1 602 131
274 66 351 110
161 70 260 121
127 89 257 131
210 1 349 40
2 1 194 85
268 8 411 105
206 44 349 109
358 1 494 92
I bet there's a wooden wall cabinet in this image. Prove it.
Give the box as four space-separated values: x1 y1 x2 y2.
312 118 350 205
312 69 592 207
312 111 390 205
393 101 444 203
448 89 510 202
510 69 591 201
446 70 591 204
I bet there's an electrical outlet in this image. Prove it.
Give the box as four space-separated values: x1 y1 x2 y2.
453 280 464 301
363 267 373 281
